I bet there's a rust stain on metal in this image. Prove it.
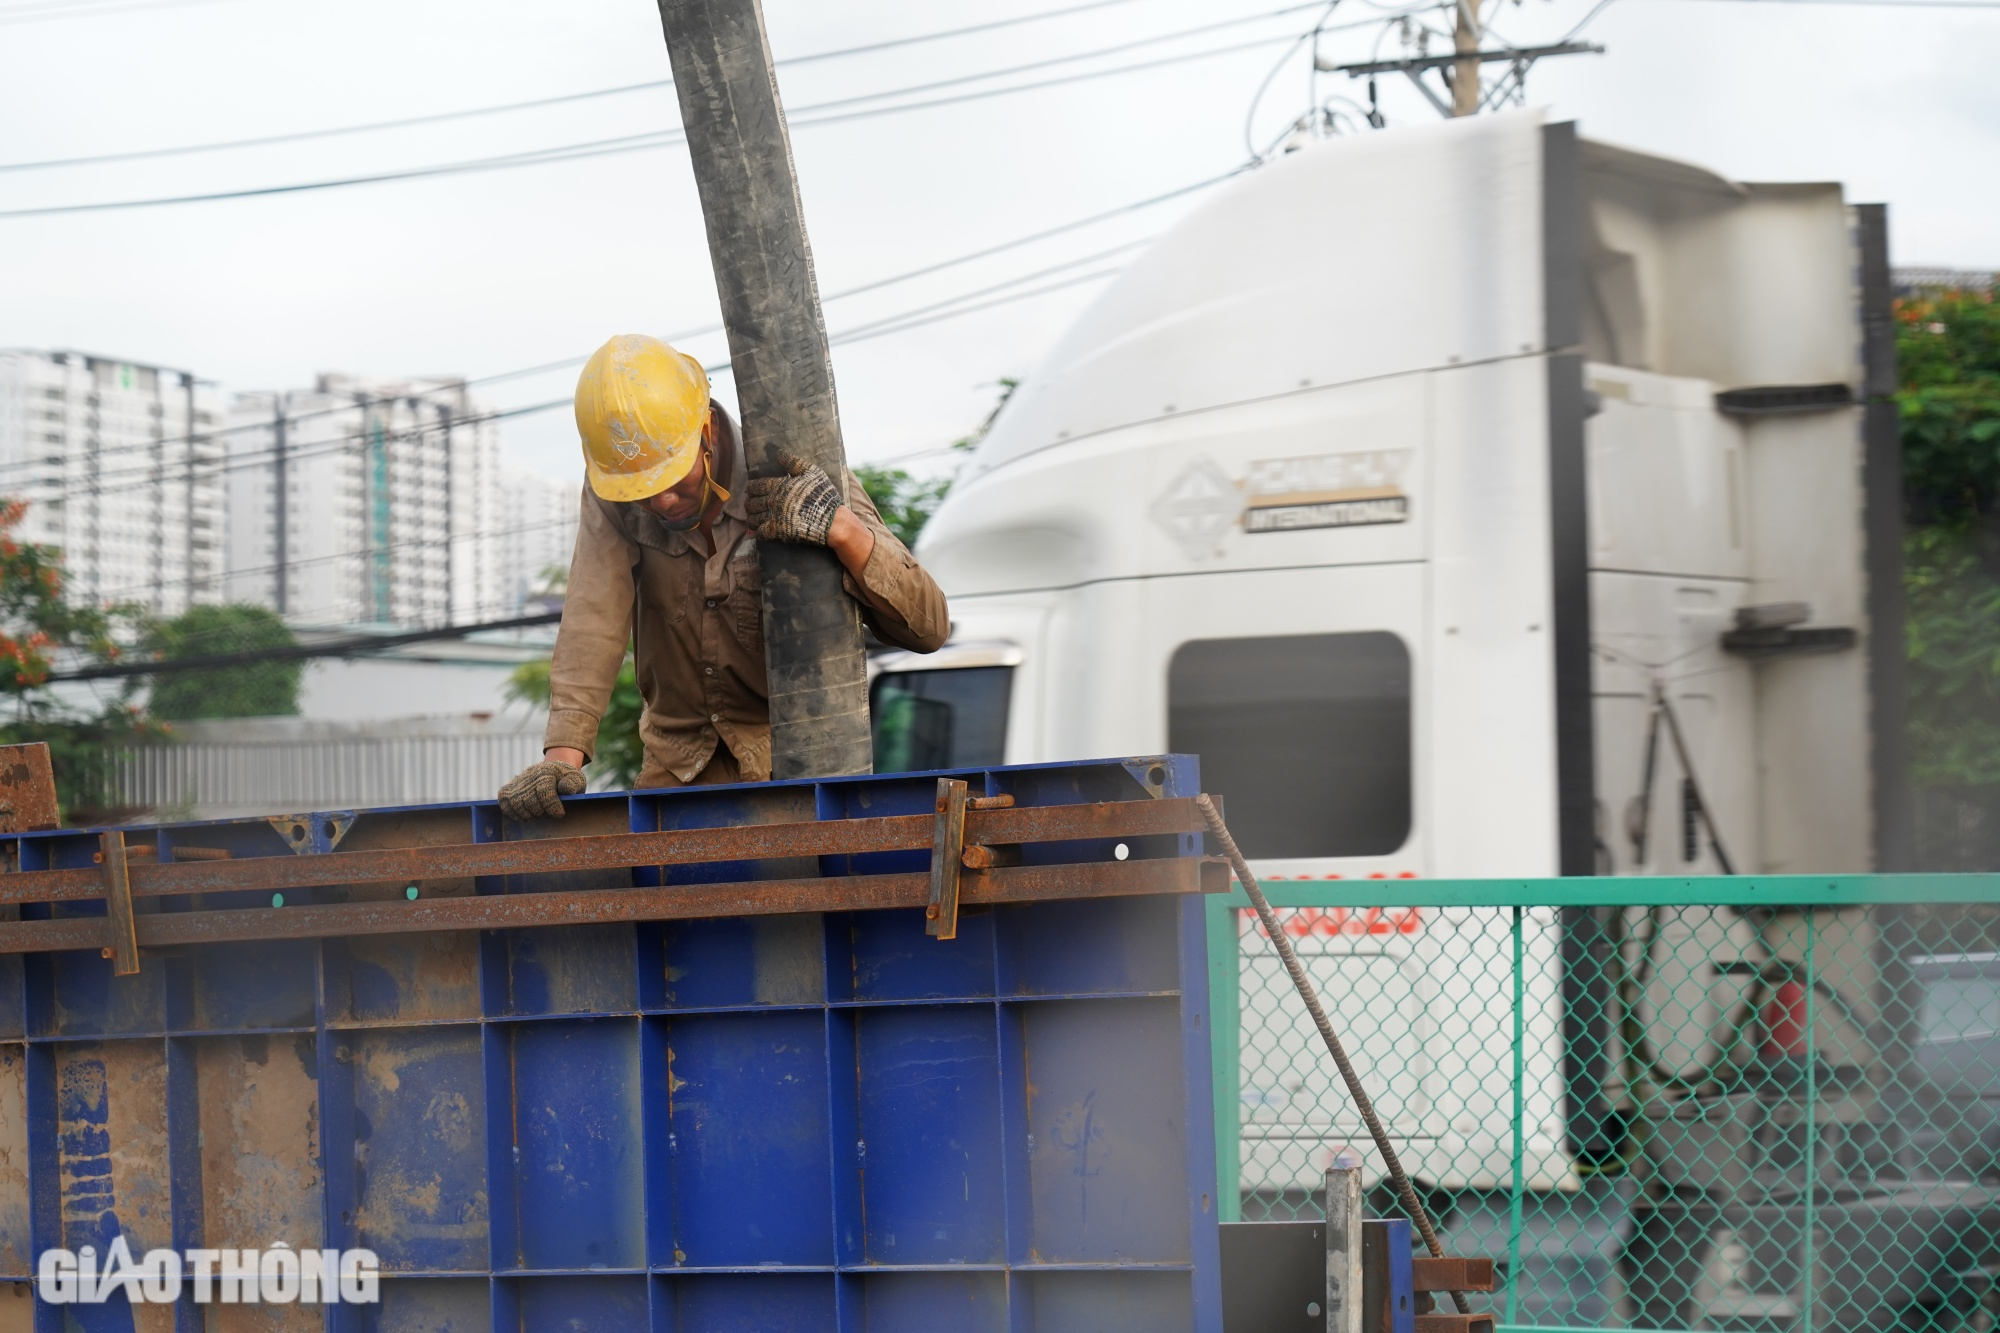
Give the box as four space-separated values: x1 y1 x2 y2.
750 914 825 1004
359 1040 414 1095
197 1034 324 1263
960 843 1021 870
0 798 1208 907
349 1030 490 1261
338 807 483 902
59 1042 173 1289
926 778 969 941
509 923 638 1014
0 1048 27 1277
336 932 482 1024
98 832 141 976
208 1294 322 1332
0 743 57 834
1413 1315 1498 1333
0 857 1223 954
1413 1256 1497 1292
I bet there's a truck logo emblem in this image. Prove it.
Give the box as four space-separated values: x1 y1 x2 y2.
1154 449 1414 557
1243 448 1412 534
1150 459 1243 559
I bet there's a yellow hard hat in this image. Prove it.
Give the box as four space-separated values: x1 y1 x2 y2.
575 334 711 503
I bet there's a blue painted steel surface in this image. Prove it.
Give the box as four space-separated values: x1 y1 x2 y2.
0 756 1221 1331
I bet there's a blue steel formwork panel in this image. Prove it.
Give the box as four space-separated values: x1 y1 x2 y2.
0 756 1221 1332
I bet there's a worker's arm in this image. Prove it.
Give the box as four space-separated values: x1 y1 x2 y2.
833 471 949 653
542 489 639 764
747 455 950 653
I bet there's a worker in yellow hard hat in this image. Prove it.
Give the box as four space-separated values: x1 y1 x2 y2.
497 334 949 818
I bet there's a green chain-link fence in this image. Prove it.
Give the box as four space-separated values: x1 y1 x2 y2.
1208 877 2000 1332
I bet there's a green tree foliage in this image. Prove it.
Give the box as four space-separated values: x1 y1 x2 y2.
1899 284 2000 785
853 377 1018 550
505 656 644 789
850 465 956 550
0 499 158 820
145 604 302 720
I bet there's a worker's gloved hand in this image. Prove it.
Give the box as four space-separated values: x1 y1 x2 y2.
497 758 586 820
746 452 843 546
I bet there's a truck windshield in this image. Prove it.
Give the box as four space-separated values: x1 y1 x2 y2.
870 666 1014 773
1168 631 1412 858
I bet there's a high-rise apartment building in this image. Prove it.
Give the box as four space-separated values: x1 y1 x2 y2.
224 375 504 627
0 350 227 614
496 463 580 613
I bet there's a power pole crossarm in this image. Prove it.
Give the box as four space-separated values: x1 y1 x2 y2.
1325 41 1602 79
654 0 873 781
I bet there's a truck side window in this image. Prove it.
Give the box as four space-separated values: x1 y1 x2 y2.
1168 632 1411 857
870 666 1014 773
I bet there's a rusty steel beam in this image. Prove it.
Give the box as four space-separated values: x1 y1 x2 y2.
0 743 58 834
98 832 139 976
1414 1316 1496 1333
0 798 1205 907
925 778 969 941
0 857 1228 955
1412 1258 1496 1293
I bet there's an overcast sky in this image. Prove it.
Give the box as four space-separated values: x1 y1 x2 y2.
1 0 1994 484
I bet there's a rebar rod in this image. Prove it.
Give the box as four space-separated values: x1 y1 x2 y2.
1196 793 1470 1316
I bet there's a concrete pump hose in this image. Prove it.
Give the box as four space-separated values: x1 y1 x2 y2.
1195 794 1471 1317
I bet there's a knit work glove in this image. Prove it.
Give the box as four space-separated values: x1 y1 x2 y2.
746 452 843 546
497 758 586 820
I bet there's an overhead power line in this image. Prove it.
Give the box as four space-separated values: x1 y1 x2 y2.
778 0 1154 63
43 611 564 683
0 0 1260 173
0 31 1294 217
72 247 1145 605
33 232 1145 496
0 130 682 218
0 0 244 24
1658 0 2000 7
0 82 676 174
90 511 583 605
0 162 1243 479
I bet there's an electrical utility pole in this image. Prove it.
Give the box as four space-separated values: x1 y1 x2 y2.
182 373 197 606
1452 0 1482 116
653 0 873 780
272 392 288 617
439 397 455 628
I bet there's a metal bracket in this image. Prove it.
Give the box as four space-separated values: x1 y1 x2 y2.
97 831 140 976
1363 1219 1414 1333
269 811 357 855
1121 757 1171 798
925 779 969 940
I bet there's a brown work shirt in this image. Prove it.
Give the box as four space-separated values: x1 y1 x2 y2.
542 407 949 785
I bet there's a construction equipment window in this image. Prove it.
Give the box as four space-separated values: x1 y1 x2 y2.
870 667 1013 773
1168 632 1411 858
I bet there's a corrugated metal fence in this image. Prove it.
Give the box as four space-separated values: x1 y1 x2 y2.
112 730 544 817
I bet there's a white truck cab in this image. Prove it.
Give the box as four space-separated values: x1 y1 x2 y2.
871 110 1904 1196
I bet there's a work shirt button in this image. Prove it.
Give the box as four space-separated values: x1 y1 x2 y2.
703 666 713 676
710 713 720 723
705 599 716 608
